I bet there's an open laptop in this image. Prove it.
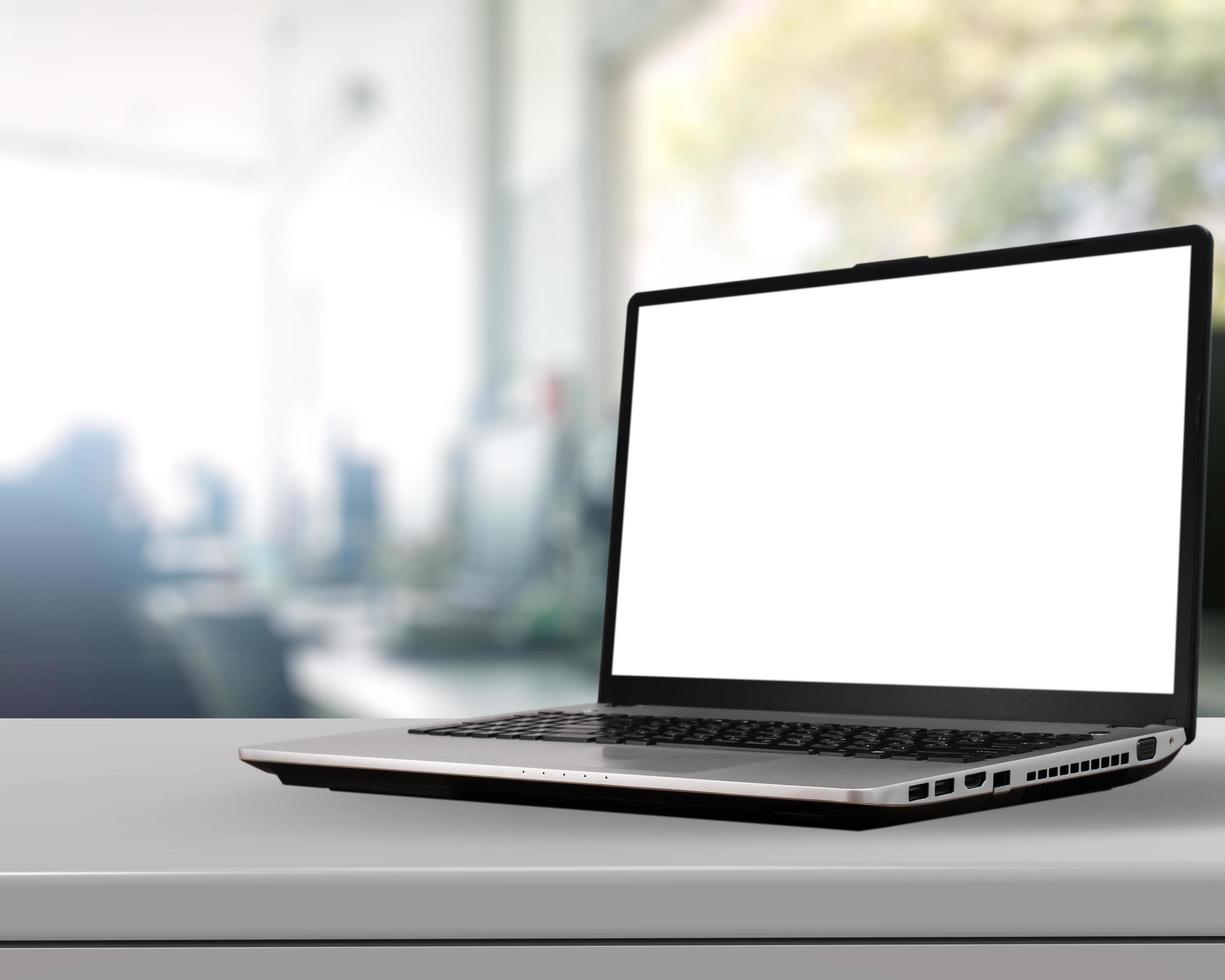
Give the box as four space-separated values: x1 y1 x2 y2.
243 225 1213 828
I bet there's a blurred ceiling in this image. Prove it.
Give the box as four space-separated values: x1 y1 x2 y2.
0 0 285 179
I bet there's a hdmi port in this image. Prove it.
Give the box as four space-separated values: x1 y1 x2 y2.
964 772 987 789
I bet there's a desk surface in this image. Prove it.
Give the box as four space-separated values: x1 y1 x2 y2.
3 718 1225 942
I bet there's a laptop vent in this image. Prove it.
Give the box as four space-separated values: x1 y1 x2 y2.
1025 751 1128 783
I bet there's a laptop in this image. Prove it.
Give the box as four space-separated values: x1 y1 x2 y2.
242 225 1213 828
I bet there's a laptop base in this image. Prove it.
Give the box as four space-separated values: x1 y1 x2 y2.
248 753 1175 831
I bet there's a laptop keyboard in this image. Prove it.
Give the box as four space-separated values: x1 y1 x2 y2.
408 711 1097 762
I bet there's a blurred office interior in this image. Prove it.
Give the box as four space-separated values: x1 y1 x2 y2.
3 0 1225 717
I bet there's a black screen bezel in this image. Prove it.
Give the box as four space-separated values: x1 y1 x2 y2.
597 225 1213 740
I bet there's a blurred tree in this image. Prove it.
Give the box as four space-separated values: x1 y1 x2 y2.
642 0 1225 316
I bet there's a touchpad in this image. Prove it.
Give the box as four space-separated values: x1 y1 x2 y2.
589 746 751 774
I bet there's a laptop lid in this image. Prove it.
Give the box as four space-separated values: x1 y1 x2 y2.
598 226 1213 739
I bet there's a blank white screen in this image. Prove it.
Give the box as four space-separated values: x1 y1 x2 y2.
611 247 1191 694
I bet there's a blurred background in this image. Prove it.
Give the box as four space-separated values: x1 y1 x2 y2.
3 0 1225 717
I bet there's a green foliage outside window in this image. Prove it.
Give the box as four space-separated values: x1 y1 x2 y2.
641 0 1225 319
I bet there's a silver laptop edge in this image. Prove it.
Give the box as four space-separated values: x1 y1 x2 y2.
240 711 1184 808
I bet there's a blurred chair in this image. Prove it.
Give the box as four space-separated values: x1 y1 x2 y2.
0 430 200 716
155 589 301 717
452 415 559 606
394 415 561 655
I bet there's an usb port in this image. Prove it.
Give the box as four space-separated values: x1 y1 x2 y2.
908 782 929 801
934 778 954 797
965 772 987 789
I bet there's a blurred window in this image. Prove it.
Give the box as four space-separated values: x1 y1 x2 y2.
618 0 1225 309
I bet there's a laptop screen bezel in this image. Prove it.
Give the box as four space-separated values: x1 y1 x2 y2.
597 225 1212 740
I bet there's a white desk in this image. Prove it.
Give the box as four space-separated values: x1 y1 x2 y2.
3 718 1224 978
